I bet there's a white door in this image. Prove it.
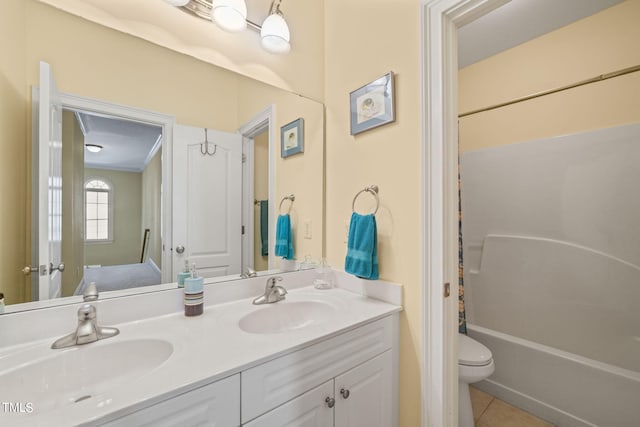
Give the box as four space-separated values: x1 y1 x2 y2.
243 380 334 427
33 61 63 300
241 136 254 272
172 125 242 279
334 351 392 427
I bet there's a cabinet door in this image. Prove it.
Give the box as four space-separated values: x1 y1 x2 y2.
334 351 392 427
242 317 393 422
100 374 240 427
243 380 334 427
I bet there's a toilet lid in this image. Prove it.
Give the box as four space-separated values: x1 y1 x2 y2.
459 334 493 366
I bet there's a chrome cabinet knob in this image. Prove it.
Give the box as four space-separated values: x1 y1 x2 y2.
325 397 335 408
175 245 185 254
340 388 350 399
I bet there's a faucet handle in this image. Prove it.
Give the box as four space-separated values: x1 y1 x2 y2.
77 304 96 321
83 282 99 302
266 276 283 287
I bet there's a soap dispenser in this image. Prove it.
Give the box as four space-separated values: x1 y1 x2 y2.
183 263 204 317
177 259 190 288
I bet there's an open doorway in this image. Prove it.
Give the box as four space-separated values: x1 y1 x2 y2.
239 106 275 274
59 109 163 298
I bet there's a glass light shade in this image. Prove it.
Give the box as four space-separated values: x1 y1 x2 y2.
211 0 247 32
260 13 291 54
164 0 190 6
86 144 103 153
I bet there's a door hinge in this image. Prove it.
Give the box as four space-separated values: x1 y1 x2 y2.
242 154 247 163
242 225 245 235
444 282 451 298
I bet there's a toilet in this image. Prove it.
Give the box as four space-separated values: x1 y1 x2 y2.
458 333 495 427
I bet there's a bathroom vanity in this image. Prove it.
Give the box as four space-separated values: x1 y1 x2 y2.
0 271 401 427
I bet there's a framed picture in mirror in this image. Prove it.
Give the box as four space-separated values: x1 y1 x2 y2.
281 118 304 158
350 71 395 135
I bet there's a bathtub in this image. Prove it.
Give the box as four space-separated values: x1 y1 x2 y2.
468 324 640 427
464 235 640 427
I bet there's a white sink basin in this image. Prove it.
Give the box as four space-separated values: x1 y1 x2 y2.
239 301 337 334
0 339 173 412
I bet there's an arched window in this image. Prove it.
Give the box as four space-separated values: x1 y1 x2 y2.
85 178 113 242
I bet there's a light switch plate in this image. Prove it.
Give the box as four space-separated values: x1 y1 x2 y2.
304 219 312 239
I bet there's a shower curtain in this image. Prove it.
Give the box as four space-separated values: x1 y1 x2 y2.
458 161 467 334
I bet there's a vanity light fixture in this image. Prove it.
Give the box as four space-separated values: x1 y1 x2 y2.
164 0 190 5
166 0 291 54
211 0 247 32
85 144 103 153
260 2 290 54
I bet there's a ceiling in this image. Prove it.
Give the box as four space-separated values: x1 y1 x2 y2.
77 112 163 172
458 0 624 68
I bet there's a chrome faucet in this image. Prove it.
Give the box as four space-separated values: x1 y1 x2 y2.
252 276 287 305
51 285 119 349
240 267 258 279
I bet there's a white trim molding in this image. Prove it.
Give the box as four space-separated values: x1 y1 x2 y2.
238 105 276 270
420 1 508 426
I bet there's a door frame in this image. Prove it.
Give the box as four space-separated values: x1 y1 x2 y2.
238 105 276 271
420 0 508 425
31 91 175 285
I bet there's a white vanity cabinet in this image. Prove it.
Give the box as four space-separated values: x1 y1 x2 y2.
95 314 397 427
241 316 397 427
244 351 392 427
98 374 240 427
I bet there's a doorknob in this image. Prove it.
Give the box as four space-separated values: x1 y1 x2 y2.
22 265 46 276
340 388 350 399
50 262 65 274
176 245 185 254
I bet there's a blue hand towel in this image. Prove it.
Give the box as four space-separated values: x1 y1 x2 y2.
275 214 294 260
345 212 379 280
260 200 269 256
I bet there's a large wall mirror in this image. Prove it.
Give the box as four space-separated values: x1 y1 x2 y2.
0 0 324 312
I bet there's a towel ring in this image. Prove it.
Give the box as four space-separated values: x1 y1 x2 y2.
279 194 295 214
352 185 379 215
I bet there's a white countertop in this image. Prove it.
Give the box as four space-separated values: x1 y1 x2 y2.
1 285 401 426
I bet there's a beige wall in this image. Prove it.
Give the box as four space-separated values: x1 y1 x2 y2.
141 151 162 268
36 0 325 102
84 169 142 267
0 0 27 305
253 130 269 271
324 1 423 425
238 78 325 266
25 1 239 131
61 111 85 297
459 0 640 152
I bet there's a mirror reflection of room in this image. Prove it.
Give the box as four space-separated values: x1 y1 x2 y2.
1 0 325 310
61 110 163 298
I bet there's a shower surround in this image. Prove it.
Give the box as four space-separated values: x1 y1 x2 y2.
460 123 640 427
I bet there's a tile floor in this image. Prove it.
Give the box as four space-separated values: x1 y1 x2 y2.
470 386 555 427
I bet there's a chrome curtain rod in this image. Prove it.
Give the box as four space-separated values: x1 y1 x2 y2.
458 64 640 118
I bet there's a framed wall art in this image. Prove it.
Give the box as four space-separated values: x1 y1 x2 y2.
350 71 395 135
281 118 304 158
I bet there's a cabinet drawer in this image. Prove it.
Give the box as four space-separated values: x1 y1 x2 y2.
100 374 240 427
241 316 392 423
